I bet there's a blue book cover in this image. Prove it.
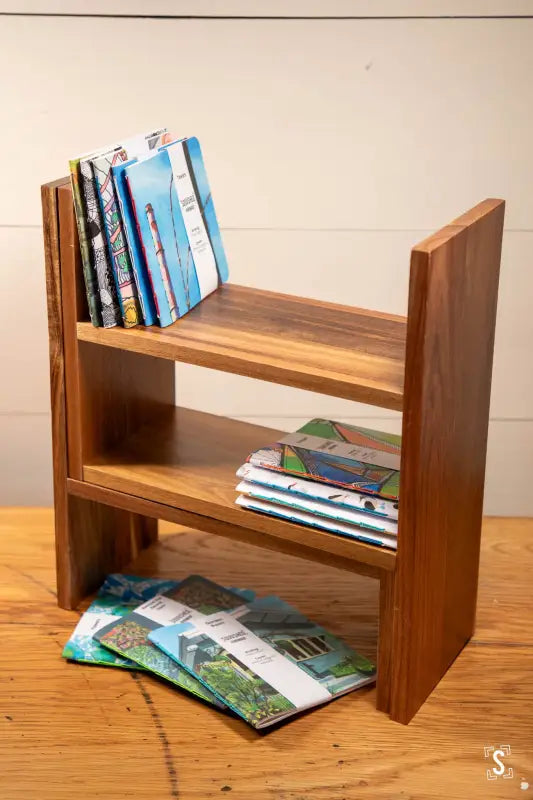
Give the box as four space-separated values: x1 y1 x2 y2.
125 138 228 327
149 596 376 729
112 159 158 326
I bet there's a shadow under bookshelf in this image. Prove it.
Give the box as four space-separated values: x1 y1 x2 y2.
42 177 504 724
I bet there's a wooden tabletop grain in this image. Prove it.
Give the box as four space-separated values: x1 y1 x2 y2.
0 509 531 800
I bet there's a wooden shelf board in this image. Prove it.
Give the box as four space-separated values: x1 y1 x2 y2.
81 407 396 573
77 284 406 411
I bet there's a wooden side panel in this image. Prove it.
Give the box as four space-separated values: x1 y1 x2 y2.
390 199 505 723
42 178 72 606
43 179 165 608
57 182 176 467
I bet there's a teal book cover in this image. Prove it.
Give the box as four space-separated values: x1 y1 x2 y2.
62 574 180 668
247 418 401 501
149 596 376 729
94 576 253 707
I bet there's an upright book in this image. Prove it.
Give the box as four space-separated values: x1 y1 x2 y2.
92 148 142 327
68 158 102 326
112 158 158 326
149 596 376 729
125 136 228 326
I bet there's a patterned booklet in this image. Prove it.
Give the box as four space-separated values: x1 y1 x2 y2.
112 158 158 326
236 480 398 535
246 419 401 501
236 495 397 549
94 576 253 707
69 157 102 326
149 596 376 729
125 136 228 326
236 464 399 520
62 574 180 668
92 148 141 327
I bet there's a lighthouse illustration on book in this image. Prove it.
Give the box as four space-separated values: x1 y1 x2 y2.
145 202 179 322
125 138 228 327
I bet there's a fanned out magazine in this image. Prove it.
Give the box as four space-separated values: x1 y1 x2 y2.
94 575 254 707
148 596 376 729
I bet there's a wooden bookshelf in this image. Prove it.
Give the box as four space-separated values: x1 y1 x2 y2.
42 178 504 725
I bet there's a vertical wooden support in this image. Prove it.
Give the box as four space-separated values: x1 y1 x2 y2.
376 569 395 714
43 179 175 608
390 199 505 723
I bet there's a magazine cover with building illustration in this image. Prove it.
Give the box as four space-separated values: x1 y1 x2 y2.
94 576 252 706
247 419 401 500
149 596 376 729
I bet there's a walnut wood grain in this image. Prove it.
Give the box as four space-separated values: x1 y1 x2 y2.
77 285 407 411
1 510 532 800
80 407 396 575
44 179 165 608
390 198 505 724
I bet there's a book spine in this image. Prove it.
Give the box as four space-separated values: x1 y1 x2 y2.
68 160 102 326
80 158 122 328
125 173 163 325
92 154 141 328
113 166 157 326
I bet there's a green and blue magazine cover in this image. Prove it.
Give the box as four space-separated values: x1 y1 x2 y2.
62 574 180 668
94 576 253 707
125 136 228 327
149 596 376 729
246 418 401 500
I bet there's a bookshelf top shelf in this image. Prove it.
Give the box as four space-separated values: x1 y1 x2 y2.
77 284 407 410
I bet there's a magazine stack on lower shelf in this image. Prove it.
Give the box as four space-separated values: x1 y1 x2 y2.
235 419 400 550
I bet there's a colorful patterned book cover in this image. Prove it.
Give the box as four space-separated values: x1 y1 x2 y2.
92 149 142 327
94 576 253 706
149 596 376 729
125 137 228 327
236 464 399 520
68 159 102 326
80 154 122 328
62 574 180 668
112 159 158 326
247 419 401 500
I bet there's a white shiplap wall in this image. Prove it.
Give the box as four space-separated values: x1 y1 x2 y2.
0 7 532 511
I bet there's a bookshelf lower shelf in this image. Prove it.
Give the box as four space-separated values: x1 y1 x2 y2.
77 407 396 575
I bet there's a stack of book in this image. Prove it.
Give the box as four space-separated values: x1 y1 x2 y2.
235 419 400 550
69 128 228 329
64 573 376 730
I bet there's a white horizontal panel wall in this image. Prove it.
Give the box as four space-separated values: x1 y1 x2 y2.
1 17 533 229
0 13 531 510
2 2 533 16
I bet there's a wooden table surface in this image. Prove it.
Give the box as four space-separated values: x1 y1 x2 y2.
0 509 531 800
